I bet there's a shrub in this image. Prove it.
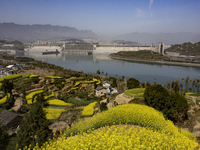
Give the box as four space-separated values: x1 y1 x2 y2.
127 78 140 89
100 102 108 112
167 92 189 121
81 102 97 117
144 84 189 122
144 84 170 112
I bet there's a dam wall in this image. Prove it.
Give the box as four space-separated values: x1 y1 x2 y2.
65 44 93 50
63 43 171 54
24 45 63 52
93 45 157 54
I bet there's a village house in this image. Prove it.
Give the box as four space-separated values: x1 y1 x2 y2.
0 110 23 129
96 81 118 97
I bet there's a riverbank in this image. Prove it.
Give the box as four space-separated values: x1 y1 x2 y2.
110 56 200 67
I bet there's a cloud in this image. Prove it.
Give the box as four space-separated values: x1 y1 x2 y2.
135 8 145 18
149 0 153 9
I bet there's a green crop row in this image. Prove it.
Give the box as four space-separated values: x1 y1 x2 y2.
124 88 145 97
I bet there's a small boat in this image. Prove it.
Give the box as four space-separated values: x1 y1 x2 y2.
87 51 93 55
42 49 60 55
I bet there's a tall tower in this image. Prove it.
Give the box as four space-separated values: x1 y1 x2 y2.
157 42 165 54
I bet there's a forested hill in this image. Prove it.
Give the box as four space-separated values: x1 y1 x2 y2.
165 42 200 55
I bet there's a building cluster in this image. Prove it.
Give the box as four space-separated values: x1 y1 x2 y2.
0 64 25 77
96 81 118 97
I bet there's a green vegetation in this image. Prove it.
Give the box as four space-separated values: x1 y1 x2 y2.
187 93 200 97
110 50 170 60
127 78 140 89
124 88 145 97
16 93 52 149
144 84 189 122
0 53 200 149
168 41 200 55
0 122 9 150
134 93 144 98
67 97 95 106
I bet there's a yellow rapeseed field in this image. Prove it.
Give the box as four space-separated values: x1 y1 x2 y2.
0 93 10 104
47 99 73 106
26 90 44 104
43 108 67 120
34 125 199 150
0 74 22 82
29 75 38 78
31 104 199 149
44 76 63 79
81 102 97 117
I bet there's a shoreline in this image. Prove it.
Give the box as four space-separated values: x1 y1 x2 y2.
110 56 200 67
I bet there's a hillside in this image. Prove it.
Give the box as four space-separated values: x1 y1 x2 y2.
0 54 200 149
165 41 200 55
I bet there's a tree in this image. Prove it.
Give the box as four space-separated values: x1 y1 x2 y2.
171 81 180 93
0 122 9 150
96 69 100 75
100 102 108 112
144 84 170 112
144 84 189 123
112 78 117 87
2 79 13 95
167 92 188 121
127 78 140 89
17 93 52 149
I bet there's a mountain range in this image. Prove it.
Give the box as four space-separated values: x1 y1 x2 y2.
114 32 200 45
0 23 200 45
0 23 98 43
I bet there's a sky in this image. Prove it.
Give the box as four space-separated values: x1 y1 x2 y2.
0 0 200 36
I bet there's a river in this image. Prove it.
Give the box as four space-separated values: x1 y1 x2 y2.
16 51 200 85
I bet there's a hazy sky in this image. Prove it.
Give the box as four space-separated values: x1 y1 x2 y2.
1 0 200 36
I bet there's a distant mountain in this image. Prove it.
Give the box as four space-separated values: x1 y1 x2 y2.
112 40 140 45
114 32 200 45
0 23 99 43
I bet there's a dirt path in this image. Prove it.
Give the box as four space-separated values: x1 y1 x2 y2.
114 93 133 105
10 97 23 111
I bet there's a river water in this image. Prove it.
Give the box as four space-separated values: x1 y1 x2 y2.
17 52 200 85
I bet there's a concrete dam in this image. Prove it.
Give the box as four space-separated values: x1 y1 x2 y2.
23 43 170 55
64 43 170 54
